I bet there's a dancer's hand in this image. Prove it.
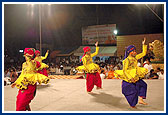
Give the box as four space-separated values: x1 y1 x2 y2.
131 78 136 83
142 37 146 45
95 41 98 47
47 50 49 53
11 83 16 88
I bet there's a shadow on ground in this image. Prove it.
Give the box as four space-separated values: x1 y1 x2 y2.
37 84 51 89
89 92 143 111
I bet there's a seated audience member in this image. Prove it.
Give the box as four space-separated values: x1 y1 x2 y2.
5 69 10 78
149 69 159 79
10 67 18 84
137 59 142 67
158 69 164 79
100 70 106 79
106 67 115 79
156 67 161 75
49 66 56 75
4 69 11 86
143 58 153 79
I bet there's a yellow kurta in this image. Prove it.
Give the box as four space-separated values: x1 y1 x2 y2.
14 60 50 90
76 47 100 73
34 52 49 70
114 45 148 83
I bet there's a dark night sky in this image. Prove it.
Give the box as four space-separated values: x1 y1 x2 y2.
4 4 163 56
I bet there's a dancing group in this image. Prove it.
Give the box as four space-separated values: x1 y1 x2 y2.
11 38 148 111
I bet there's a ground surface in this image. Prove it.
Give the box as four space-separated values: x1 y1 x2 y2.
4 79 164 112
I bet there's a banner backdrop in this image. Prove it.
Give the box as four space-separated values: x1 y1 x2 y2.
82 24 116 45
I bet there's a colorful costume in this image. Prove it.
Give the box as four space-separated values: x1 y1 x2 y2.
34 50 49 76
14 48 50 111
76 46 102 92
114 45 148 107
16 84 36 111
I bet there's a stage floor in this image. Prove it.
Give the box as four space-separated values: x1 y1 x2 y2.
3 79 164 112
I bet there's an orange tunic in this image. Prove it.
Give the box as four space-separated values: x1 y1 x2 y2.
106 70 115 79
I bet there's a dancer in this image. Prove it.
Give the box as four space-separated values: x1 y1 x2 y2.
11 48 50 111
34 50 49 76
76 41 102 93
114 38 148 108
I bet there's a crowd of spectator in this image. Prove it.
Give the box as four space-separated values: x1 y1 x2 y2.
47 55 164 80
48 56 123 79
4 51 164 86
4 67 22 86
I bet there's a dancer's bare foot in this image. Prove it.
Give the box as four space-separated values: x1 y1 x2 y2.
139 100 148 105
87 91 93 94
130 106 137 109
26 105 31 111
139 97 148 105
96 87 102 90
